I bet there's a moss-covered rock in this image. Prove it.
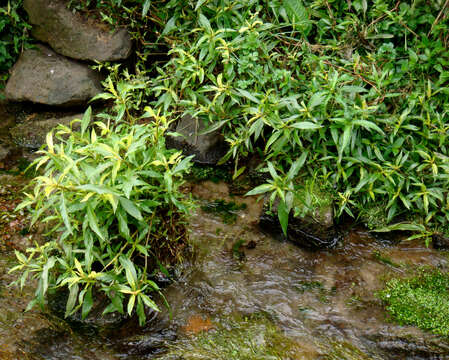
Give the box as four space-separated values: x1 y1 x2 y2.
23 0 132 62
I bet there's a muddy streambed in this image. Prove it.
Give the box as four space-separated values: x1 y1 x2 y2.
0 179 448 359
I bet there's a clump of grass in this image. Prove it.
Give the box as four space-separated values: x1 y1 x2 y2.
379 269 449 336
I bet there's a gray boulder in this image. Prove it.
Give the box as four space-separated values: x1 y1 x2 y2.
166 115 227 164
23 0 132 62
10 113 83 149
5 45 102 106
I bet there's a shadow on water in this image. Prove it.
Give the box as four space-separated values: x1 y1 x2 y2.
1 180 449 359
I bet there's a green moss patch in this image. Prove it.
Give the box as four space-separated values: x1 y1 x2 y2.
160 314 301 360
379 269 449 336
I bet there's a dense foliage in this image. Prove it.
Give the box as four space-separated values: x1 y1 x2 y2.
66 0 449 238
11 107 193 324
0 0 31 89
7 0 449 325
146 0 449 237
379 269 449 336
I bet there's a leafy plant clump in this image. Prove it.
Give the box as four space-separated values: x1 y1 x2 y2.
55 0 449 240
10 107 194 325
0 0 31 82
379 269 449 336
143 0 449 238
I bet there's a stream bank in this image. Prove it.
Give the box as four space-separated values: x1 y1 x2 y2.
0 175 448 359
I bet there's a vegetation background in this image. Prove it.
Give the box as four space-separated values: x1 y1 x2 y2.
2 0 449 332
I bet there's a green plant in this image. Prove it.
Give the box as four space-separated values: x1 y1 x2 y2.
10 107 194 325
379 269 449 336
65 0 449 241
144 0 449 240
0 0 31 85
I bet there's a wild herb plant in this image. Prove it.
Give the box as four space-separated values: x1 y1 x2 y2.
0 0 31 86
141 0 449 238
11 107 194 325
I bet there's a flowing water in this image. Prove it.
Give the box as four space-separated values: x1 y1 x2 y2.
0 179 448 359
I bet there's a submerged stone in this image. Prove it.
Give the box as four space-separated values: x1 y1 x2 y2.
5 45 102 106
431 233 449 250
10 112 83 149
259 196 340 249
166 115 227 164
23 0 132 62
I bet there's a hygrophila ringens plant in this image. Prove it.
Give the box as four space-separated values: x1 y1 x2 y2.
10 107 194 325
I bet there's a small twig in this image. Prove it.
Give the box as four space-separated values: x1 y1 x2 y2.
428 0 449 37
367 1 400 29
323 60 381 94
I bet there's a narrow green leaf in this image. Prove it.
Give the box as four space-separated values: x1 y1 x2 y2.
81 107 92 136
127 294 136 316
119 197 143 221
60 193 72 235
246 184 273 196
82 287 93 320
87 204 104 241
142 0 151 17
278 200 289 236
65 283 79 318
291 122 322 130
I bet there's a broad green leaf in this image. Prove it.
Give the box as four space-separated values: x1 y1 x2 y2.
373 223 426 233
120 255 138 290
194 0 208 11
199 120 229 135
127 294 136 316
140 293 160 312
352 120 384 134
162 16 177 36
119 197 143 221
308 92 326 109
198 13 212 33
341 85 368 93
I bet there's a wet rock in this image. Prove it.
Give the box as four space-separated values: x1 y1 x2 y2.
10 113 83 149
5 45 102 106
259 197 340 249
363 327 449 359
431 233 449 250
166 115 227 164
47 289 128 330
23 0 132 62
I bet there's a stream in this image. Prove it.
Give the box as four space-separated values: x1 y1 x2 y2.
0 179 448 359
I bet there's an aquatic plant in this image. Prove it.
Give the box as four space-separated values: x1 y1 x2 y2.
69 0 449 240
145 0 449 238
10 107 194 325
